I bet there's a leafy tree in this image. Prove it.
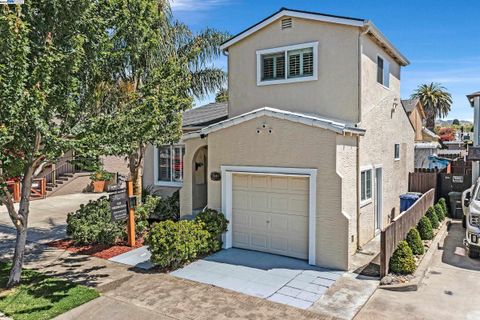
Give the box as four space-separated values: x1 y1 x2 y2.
411 83 452 131
452 119 460 126
97 0 228 200
215 87 228 103
0 2 109 287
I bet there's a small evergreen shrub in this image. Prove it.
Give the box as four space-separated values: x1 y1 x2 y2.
434 203 445 222
438 198 448 217
406 228 424 255
67 197 125 245
389 241 416 274
147 191 180 222
147 220 210 269
426 206 439 229
417 216 434 240
195 209 229 252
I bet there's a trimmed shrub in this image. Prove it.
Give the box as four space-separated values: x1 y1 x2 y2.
438 198 448 217
434 203 446 222
67 197 125 245
147 220 210 269
389 241 416 274
149 191 180 222
135 195 161 236
195 209 229 252
417 216 434 240
426 206 439 229
406 228 424 255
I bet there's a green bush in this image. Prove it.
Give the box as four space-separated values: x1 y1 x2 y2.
417 216 434 240
147 220 210 269
438 198 448 217
195 209 229 252
406 228 424 255
67 197 125 245
389 241 416 274
426 206 439 229
135 195 161 236
144 190 180 222
435 203 446 222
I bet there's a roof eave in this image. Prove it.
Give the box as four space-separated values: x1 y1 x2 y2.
364 21 410 66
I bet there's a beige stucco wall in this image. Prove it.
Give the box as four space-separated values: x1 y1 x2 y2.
227 16 360 123
358 36 414 246
180 116 358 270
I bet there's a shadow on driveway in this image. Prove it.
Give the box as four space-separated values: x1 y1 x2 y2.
441 220 480 272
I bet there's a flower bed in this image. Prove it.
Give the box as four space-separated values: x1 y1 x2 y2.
49 238 144 260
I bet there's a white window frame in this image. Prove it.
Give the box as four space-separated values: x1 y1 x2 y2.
360 166 373 207
256 41 318 86
394 143 400 161
376 54 390 89
154 145 185 187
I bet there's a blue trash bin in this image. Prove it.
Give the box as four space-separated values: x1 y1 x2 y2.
400 193 420 212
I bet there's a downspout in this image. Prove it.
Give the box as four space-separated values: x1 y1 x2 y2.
356 24 370 251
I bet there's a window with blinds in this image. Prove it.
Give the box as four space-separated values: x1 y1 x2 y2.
262 53 285 81
158 145 185 183
287 47 313 78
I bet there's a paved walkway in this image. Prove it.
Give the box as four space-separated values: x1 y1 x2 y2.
356 221 480 320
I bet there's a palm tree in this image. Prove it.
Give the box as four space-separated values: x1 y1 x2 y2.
411 83 452 131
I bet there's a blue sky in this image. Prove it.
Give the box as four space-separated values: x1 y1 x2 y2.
172 0 480 121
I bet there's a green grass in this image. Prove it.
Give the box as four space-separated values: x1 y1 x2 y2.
0 262 99 320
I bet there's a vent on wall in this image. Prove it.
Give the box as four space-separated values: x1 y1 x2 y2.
281 18 292 30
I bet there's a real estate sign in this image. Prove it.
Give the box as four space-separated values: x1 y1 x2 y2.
108 186 128 221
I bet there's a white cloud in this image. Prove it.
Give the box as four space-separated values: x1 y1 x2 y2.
171 0 228 11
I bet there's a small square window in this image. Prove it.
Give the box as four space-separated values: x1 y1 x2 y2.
394 144 400 160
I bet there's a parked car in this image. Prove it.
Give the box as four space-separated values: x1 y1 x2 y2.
462 178 480 258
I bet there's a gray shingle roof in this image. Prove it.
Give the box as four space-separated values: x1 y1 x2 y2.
182 102 228 128
401 99 420 114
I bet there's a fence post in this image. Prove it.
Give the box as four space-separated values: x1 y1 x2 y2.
380 230 387 277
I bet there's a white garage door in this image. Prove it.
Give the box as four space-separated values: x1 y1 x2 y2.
232 174 309 260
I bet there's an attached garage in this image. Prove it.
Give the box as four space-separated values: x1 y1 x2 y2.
231 173 309 259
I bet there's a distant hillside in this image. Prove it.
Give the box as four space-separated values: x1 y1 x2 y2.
436 119 473 127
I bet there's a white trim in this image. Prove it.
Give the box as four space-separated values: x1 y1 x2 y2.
221 165 317 265
220 9 409 66
360 166 373 207
153 145 185 187
220 10 364 51
183 107 365 141
256 42 318 86
374 166 383 233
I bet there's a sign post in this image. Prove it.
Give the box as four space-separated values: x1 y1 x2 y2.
126 180 136 247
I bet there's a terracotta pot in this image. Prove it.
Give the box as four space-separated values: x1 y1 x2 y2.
92 180 106 193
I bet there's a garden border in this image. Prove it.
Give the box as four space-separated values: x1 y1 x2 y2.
379 219 450 291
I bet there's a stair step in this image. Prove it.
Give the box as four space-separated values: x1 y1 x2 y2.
56 176 70 181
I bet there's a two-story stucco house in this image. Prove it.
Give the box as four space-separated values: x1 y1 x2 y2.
144 8 414 270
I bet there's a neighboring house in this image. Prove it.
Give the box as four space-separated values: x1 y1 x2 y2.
144 8 414 270
401 98 441 169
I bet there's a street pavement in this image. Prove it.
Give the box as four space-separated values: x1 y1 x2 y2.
355 221 480 320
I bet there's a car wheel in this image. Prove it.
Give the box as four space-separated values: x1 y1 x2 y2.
468 248 479 259
463 215 467 228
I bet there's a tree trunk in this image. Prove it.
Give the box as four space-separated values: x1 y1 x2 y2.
128 144 145 204
7 166 33 288
426 114 436 132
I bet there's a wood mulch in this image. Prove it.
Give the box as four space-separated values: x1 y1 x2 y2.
48 238 145 260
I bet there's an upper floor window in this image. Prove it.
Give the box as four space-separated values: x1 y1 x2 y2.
155 145 185 186
257 42 318 86
377 55 390 88
394 143 400 160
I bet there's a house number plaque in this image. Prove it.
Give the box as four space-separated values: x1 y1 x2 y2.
210 172 221 181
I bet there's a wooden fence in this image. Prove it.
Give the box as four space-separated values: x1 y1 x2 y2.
380 188 435 277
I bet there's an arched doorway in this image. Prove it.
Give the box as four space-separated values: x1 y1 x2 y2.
192 146 208 212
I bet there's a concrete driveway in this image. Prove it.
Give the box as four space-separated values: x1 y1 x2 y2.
0 193 104 243
356 221 480 320
171 248 343 310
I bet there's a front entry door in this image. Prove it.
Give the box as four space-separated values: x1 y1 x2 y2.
375 168 383 232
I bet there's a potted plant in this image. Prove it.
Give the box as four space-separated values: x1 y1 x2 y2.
90 170 113 193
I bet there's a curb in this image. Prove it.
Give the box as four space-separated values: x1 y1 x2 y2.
379 219 450 292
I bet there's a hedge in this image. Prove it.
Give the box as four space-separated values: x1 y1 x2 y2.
434 203 445 222
426 206 439 229
406 228 424 255
389 241 416 274
417 216 434 240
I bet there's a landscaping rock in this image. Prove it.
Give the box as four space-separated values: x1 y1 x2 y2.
380 275 393 285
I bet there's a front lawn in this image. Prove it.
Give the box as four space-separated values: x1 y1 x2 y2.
0 262 99 320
